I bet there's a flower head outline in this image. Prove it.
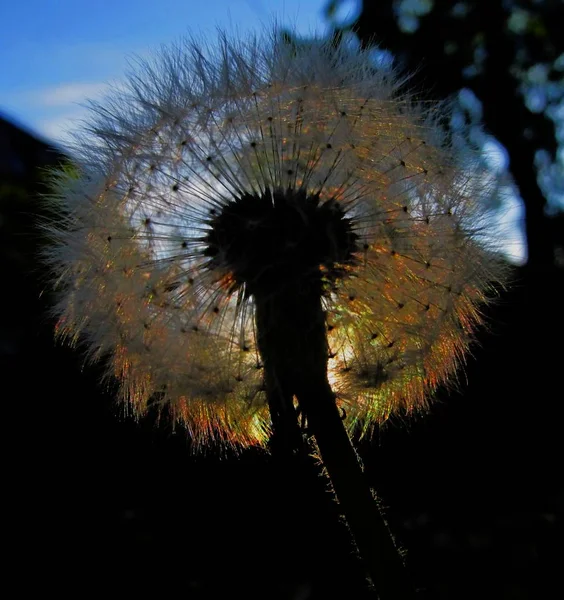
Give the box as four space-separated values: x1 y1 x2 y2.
46 30 502 449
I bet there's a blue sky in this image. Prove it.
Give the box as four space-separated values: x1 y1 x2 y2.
0 0 527 262
0 0 334 142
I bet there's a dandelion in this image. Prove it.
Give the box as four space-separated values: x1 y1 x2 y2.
45 29 503 597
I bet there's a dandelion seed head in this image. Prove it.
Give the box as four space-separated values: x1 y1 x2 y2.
45 28 504 449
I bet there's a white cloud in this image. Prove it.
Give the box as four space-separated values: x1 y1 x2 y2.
35 82 109 107
0 80 118 146
38 112 84 143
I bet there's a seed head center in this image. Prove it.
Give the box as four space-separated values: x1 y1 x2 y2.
204 189 359 295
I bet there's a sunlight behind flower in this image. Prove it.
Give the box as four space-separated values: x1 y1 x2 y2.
45 28 505 449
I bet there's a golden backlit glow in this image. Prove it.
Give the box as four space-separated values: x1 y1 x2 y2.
45 32 503 449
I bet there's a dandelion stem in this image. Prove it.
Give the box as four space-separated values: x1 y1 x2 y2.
299 383 415 598
254 282 415 598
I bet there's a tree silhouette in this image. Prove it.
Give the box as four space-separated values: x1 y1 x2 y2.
322 0 563 270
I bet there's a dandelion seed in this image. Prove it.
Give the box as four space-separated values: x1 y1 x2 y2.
45 29 503 451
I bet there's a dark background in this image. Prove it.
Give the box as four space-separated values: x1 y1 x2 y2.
2 1 562 598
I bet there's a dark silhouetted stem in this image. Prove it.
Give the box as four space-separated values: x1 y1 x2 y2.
298 380 414 598
255 281 414 598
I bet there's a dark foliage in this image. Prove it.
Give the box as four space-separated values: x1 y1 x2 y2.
322 0 564 272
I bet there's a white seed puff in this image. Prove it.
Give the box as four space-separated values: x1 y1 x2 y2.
44 29 504 449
